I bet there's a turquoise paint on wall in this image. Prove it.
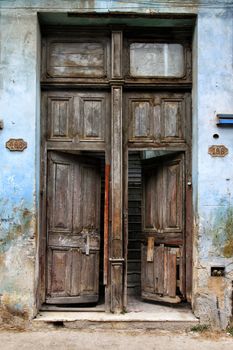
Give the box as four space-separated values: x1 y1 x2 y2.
0 9 39 317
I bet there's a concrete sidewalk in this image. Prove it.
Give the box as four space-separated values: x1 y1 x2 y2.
0 329 233 350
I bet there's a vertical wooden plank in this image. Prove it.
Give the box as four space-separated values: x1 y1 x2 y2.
157 244 164 295
143 244 154 293
73 162 82 232
70 249 81 296
185 93 193 301
110 85 123 312
104 92 111 312
163 246 168 296
111 263 123 312
123 145 128 309
134 101 151 138
143 166 162 231
81 252 99 294
167 248 177 297
47 247 52 297
147 237 155 262
111 31 123 79
158 167 163 232
51 161 73 231
104 164 110 285
179 246 185 296
48 248 72 297
38 92 48 307
143 171 152 229
141 244 146 294
65 251 72 296
153 246 159 293
111 86 123 258
41 37 47 81
81 165 99 228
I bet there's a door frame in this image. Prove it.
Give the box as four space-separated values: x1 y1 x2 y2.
123 88 192 303
38 24 193 312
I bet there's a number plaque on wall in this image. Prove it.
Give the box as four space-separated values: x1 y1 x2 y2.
6 138 27 152
208 145 228 157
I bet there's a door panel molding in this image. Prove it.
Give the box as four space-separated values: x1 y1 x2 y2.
46 151 101 304
141 152 185 303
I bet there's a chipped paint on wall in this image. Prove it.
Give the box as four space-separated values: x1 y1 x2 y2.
196 202 233 259
0 203 36 321
0 9 39 321
191 5 233 328
0 200 35 253
210 205 233 258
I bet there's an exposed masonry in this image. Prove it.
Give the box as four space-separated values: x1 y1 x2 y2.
0 1 233 329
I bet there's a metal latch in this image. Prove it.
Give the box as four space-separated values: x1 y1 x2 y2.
85 235 90 255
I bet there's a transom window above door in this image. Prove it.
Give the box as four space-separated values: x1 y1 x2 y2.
41 28 192 84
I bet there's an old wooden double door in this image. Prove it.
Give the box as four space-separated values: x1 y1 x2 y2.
40 27 192 310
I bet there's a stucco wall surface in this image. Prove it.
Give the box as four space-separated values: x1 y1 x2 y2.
0 0 233 12
0 9 40 321
0 0 233 329
192 8 233 328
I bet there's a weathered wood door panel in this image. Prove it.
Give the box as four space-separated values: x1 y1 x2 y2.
42 32 111 82
46 151 101 304
45 91 109 144
141 153 185 303
125 92 190 145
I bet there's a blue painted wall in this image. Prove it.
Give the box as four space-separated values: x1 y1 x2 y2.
0 9 40 318
192 8 233 328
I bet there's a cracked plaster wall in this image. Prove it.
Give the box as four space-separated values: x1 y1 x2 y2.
192 8 233 328
0 9 40 321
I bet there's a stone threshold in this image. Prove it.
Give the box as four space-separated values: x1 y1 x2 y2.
35 309 198 322
33 309 199 331
33 296 199 330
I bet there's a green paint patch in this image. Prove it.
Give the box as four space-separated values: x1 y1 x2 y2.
207 204 233 258
191 324 210 333
223 240 233 258
223 207 233 258
0 202 34 253
226 326 233 337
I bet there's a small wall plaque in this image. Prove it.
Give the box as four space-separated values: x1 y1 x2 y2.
6 138 27 152
208 145 228 157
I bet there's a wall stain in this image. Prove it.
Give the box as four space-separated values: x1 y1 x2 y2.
205 200 233 258
1 294 28 319
222 207 233 257
0 293 30 330
207 277 226 309
0 198 36 323
213 206 233 258
0 200 34 253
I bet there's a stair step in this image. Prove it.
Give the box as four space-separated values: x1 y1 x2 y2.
33 310 199 331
